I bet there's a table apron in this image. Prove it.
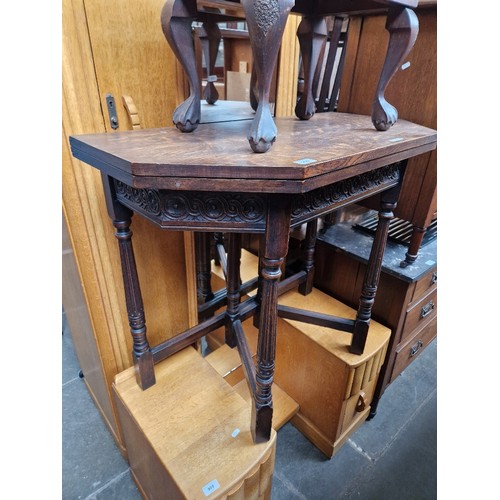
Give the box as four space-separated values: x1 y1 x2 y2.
113 162 402 232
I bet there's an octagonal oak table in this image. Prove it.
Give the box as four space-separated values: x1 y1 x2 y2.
70 111 436 443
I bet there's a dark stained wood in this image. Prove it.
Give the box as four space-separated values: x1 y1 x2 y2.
233 319 257 395
351 167 405 354
161 0 201 132
277 304 355 332
241 0 295 152
101 175 156 390
73 110 436 444
195 232 214 304
225 232 242 347
198 21 222 104
298 219 318 295
253 195 292 442
371 6 419 131
295 16 327 120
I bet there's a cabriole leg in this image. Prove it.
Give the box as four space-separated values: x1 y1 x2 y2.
199 20 222 105
372 6 418 131
241 0 294 152
161 0 201 132
295 16 327 120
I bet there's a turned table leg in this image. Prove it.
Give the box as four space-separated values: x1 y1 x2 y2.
101 175 155 389
351 170 405 355
198 20 222 105
295 16 327 120
372 5 418 131
253 196 291 442
241 0 294 152
161 0 201 132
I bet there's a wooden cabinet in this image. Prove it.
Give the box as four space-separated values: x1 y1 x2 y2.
338 3 437 263
314 221 437 415
62 0 196 450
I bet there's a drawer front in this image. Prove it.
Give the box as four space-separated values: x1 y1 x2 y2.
401 287 437 343
412 269 437 302
391 317 437 383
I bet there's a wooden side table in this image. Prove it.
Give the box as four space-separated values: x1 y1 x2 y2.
70 111 436 443
161 0 419 151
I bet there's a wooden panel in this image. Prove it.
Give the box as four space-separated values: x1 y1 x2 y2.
83 0 181 130
275 15 301 117
62 0 195 449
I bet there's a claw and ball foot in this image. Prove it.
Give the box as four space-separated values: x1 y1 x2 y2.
372 6 418 131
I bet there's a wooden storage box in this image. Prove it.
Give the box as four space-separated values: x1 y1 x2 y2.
112 347 276 499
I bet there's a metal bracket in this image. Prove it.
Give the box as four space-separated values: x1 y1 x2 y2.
105 93 119 130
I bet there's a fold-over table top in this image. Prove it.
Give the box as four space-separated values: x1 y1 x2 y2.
70 112 436 194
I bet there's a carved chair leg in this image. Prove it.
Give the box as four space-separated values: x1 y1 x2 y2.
199 20 222 104
161 0 201 132
298 219 318 295
372 6 418 131
241 0 294 152
351 175 404 355
253 196 291 442
225 233 242 348
295 16 327 120
195 232 214 305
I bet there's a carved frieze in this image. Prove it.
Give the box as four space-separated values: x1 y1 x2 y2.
290 163 401 225
113 163 400 231
115 181 267 230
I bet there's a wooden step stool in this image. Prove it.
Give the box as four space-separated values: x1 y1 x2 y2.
112 347 276 499
208 250 391 458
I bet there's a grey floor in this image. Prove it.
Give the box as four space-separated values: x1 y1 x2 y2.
62 314 437 500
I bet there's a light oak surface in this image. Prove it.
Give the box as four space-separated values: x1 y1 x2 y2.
113 347 276 499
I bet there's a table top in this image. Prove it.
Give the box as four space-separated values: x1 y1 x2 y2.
70 112 436 194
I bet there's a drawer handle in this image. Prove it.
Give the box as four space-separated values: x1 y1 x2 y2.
355 391 367 412
431 272 437 285
409 340 423 357
420 300 435 319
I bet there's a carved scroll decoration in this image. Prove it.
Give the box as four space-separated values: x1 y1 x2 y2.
290 163 401 223
115 181 267 229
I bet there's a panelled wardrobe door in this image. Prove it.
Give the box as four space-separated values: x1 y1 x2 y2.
62 0 195 451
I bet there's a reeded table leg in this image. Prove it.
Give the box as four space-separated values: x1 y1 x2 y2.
372 5 418 131
295 16 327 120
225 233 242 348
241 0 294 152
101 175 155 390
161 0 201 132
253 196 291 442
